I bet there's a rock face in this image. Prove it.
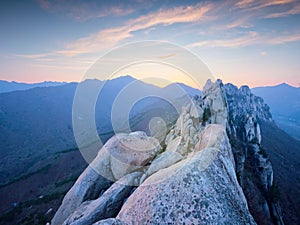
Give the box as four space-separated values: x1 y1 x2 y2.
63 172 142 225
165 102 202 155
222 82 284 225
52 79 283 225
202 79 228 126
108 132 161 180
117 125 255 225
52 131 160 225
51 163 112 225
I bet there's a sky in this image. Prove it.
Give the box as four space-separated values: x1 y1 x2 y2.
0 0 300 88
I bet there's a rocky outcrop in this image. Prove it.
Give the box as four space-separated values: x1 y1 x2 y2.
56 122 256 224
51 164 112 225
52 79 283 225
52 132 160 225
223 84 272 123
222 82 283 225
202 79 228 126
141 151 183 184
165 102 202 153
63 172 142 225
117 125 255 225
108 132 161 180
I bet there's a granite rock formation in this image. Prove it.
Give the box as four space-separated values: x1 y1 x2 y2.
52 79 283 225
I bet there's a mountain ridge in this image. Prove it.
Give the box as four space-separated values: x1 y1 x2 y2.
252 82 300 140
252 82 298 89
0 80 67 93
52 79 289 225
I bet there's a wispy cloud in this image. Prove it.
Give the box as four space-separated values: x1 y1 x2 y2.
266 32 300 44
227 0 300 29
15 53 55 60
188 31 300 48
225 17 253 29
236 0 296 9
37 0 134 21
159 53 177 59
57 3 212 56
15 52 96 69
265 2 300 18
21 0 300 59
188 31 259 48
236 0 256 8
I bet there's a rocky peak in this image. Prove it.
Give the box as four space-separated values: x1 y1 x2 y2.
51 79 283 225
223 83 272 122
202 79 228 126
240 85 251 95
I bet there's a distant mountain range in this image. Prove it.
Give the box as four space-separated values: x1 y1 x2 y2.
1 78 298 140
252 83 300 140
0 76 200 186
0 78 201 96
0 80 66 93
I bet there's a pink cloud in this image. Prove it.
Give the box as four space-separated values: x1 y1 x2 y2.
188 31 300 48
188 31 259 48
236 0 296 9
265 2 300 18
58 3 212 56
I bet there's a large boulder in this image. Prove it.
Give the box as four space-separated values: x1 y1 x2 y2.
140 151 183 184
195 124 231 153
52 131 160 225
109 132 161 180
63 172 142 225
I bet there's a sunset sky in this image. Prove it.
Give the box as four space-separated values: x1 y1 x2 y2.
1 0 300 87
